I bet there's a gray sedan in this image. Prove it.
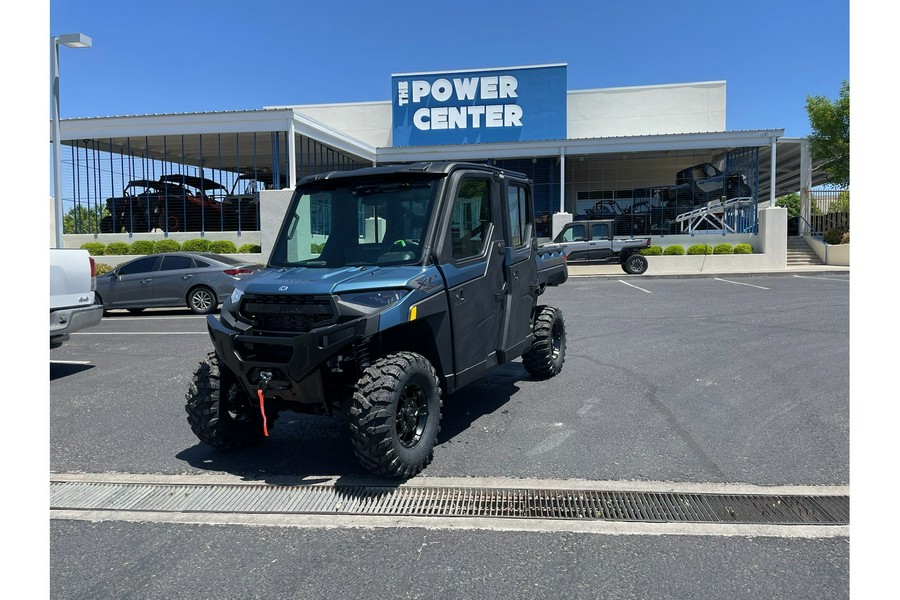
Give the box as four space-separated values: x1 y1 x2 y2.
95 252 263 314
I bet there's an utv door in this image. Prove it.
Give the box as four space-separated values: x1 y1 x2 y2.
588 221 614 261
437 173 507 388
559 223 590 262
499 179 538 360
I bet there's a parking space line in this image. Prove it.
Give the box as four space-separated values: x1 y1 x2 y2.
75 332 207 335
713 278 769 290
618 280 652 293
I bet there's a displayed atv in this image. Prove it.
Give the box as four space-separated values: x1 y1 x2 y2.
185 162 569 478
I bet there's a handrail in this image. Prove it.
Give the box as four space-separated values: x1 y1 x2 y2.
795 214 823 239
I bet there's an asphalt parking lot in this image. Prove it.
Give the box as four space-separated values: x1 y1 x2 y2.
49 273 850 598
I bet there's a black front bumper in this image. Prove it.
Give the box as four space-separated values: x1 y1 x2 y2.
206 312 375 411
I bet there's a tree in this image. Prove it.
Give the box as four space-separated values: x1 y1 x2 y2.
776 193 801 217
829 190 850 213
806 81 849 187
63 205 107 234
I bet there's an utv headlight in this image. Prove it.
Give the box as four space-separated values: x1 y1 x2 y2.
339 289 409 308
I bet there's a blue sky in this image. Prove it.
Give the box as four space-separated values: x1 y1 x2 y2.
45 0 849 138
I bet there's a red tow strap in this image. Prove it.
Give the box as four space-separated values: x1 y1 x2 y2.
256 389 269 437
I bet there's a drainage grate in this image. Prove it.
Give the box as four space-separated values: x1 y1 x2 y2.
50 481 849 526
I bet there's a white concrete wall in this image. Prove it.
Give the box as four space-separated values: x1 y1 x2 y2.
258 189 295 258
290 101 393 148
567 81 726 138
805 235 850 266
285 81 726 149
66 230 261 250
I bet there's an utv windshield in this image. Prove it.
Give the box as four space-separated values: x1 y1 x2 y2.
270 176 440 268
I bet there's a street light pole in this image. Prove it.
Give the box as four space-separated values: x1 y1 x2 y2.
51 33 91 249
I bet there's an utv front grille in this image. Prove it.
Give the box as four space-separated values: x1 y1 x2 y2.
240 294 335 333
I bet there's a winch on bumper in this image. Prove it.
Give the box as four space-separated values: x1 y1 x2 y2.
206 292 383 414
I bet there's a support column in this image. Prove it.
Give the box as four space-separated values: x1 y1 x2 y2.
288 120 297 188
770 136 778 209
559 146 566 213
800 138 812 236
551 146 572 240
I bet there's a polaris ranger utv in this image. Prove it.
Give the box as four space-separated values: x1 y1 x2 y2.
185 162 568 478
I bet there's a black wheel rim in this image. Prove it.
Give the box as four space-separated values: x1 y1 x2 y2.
225 386 254 423
396 383 428 448
551 319 563 359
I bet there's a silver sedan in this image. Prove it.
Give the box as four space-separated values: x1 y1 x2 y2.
95 252 263 314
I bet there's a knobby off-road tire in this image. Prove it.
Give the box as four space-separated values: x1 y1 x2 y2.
522 305 567 379
185 351 277 450
349 352 443 478
622 253 649 275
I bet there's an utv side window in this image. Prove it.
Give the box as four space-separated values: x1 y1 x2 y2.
507 184 531 249
451 178 491 260
562 224 586 242
590 222 609 239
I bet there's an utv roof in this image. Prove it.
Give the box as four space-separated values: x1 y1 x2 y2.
297 162 529 186
160 174 226 191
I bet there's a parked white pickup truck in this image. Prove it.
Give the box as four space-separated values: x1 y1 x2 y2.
50 248 103 348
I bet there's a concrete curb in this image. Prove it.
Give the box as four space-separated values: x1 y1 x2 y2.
567 267 851 280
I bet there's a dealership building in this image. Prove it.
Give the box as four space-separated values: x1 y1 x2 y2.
56 63 830 263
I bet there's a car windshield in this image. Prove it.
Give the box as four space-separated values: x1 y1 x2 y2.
270 177 440 268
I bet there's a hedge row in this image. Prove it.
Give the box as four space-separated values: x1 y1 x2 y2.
80 239 262 256
641 243 754 256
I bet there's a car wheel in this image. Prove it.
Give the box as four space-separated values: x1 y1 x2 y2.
185 351 276 450
188 286 217 314
622 253 649 275
523 305 566 379
349 352 442 478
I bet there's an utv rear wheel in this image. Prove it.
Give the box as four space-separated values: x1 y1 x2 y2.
622 253 649 275
185 351 274 450
349 352 442 478
523 305 566 379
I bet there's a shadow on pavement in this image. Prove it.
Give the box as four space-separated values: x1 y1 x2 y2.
175 362 529 484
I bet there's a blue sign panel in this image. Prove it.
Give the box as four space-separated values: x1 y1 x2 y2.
391 64 567 147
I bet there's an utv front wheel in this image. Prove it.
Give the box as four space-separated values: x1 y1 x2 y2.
185 351 274 450
349 352 442 478
523 305 566 379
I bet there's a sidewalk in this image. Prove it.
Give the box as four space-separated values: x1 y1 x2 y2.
566 263 851 279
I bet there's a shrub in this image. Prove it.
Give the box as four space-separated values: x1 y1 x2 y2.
81 242 105 256
824 227 849 245
128 240 155 255
687 244 713 255
311 242 326 254
94 263 113 276
182 238 211 252
840 231 850 244
105 241 130 255
663 245 685 255
733 243 753 254
238 243 262 254
209 240 238 254
152 239 181 254
641 246 663 256
713 243 733 255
